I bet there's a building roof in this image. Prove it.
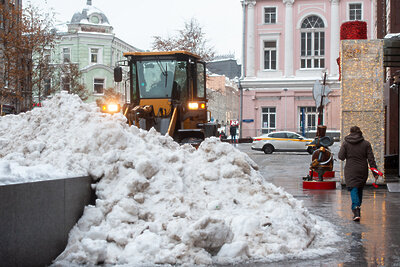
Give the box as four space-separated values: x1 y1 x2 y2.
123 51 201 59
70 0 110 25
207 58 241 80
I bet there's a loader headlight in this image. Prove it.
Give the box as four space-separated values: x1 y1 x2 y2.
188 102 199 110
107 104 120 112
101 103 121 114
188 102 206 110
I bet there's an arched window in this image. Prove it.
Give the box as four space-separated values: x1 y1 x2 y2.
300 15 325 69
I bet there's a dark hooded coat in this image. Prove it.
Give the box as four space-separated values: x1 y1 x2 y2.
338 132 377 188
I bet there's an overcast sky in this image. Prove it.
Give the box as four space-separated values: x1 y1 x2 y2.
27 0 244 62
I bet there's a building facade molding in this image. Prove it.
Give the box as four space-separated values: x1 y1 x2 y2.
246 0 257 8
246 1 256 77
80 64 113 73
284 1 294 77
330 0 340 75
283 0 295 6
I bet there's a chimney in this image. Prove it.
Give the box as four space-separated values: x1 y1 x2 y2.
87 0 92 5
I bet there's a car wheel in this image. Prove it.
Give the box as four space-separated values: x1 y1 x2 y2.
307 146 315 155
263 144 274 154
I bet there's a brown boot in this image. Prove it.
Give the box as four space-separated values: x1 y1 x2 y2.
352 207 360 221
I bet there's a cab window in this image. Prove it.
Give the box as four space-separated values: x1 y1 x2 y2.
196 62 205 98
130 64 137 103
136 60 176 98
174 61 188 100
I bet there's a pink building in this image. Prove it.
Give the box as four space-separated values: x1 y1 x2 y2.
241 0 375 138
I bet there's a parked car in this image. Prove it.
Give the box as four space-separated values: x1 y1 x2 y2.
0 104 16 116
251 131 314 154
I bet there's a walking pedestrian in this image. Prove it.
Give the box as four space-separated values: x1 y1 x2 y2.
230 125 237 144
338 126 378 221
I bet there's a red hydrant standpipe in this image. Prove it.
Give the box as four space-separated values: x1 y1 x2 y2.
370 168 383 188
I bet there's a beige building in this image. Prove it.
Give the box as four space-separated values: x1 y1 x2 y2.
206 74 240 134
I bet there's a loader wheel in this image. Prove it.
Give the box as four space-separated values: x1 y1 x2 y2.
263 144 274 154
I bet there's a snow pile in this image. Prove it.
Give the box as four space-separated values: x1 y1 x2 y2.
0 93 340 265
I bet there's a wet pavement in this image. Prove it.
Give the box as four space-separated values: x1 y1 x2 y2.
233 143 400 267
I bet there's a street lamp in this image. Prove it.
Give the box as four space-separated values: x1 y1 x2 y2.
239 0 247 140
235 77 243 139
283 88 288 130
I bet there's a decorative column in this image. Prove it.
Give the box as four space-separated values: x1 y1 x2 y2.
341 40 384 184
330 0 340 76
283 0 294 77
246 1 256 77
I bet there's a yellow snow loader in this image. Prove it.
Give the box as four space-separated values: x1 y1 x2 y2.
112 51 218 146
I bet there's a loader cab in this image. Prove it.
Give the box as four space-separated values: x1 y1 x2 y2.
136 60 185 99
121 51 206 104
114 51 215 145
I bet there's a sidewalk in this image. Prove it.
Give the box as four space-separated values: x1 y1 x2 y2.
236 143 400 266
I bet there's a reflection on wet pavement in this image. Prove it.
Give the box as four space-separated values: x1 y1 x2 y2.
235 143 400 266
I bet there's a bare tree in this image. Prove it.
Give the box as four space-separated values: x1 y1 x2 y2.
0 1 56 112
96 87 122 106
22 3 56 104
54 61 88 101
152 18 215 61
0 1 24 113
33 52 55 104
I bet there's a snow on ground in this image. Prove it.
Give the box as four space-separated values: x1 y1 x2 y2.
0 93 341 266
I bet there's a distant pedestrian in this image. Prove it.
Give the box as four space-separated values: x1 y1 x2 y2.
230 125 237 144
219 131 227 141
338 126 378 221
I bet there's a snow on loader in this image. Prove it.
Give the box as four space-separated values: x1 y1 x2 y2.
109 51 218 146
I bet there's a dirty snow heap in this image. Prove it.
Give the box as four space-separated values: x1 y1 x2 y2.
0 93 340 265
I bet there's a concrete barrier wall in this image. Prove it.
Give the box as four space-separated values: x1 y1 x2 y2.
0 176 95 267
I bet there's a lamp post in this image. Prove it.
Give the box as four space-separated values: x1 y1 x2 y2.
283 88 288 130
235 77 243 139
239 0 247 139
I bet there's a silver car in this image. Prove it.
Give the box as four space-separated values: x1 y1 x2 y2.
251 131 314 154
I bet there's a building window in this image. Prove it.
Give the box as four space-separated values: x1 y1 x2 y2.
63 48 70 63
62 76 70 92
299 106 317 131
349 3 362 20
94 78 104 94
263 41 277 70
261 107 276 134
44 78 51 96
44 49 51 62
300 15 325 69
90 15 100 24
264 7 276 24
90 48 99 63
